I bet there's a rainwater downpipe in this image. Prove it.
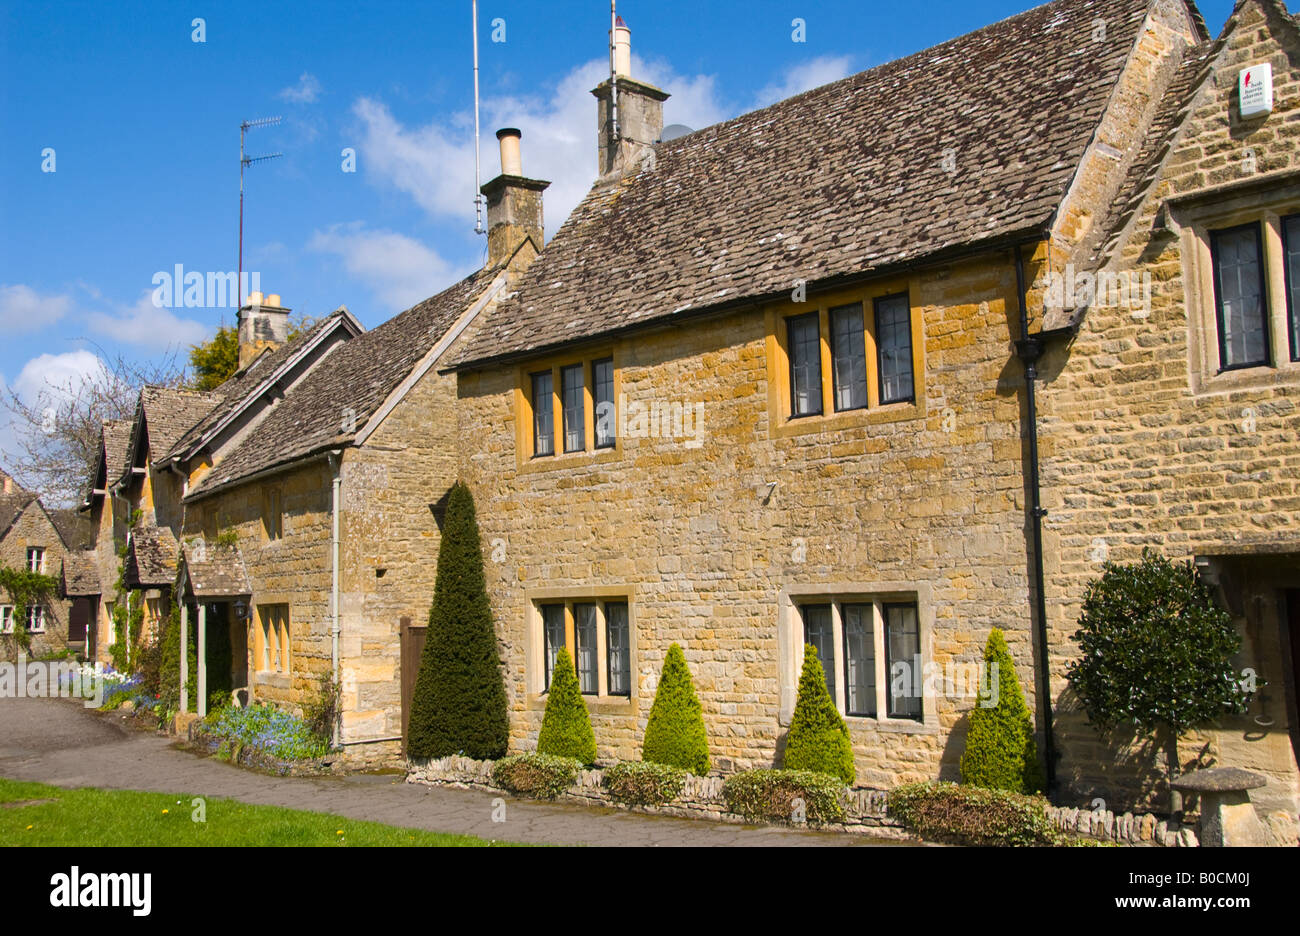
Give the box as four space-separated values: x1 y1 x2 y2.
1013 243 1058 795
329 450 342 748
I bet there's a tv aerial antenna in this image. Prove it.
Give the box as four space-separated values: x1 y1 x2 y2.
239 116 283 302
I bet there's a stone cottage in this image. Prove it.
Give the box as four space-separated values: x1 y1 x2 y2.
0 469 92 658
434 0 1298 843
1035 0 1300 841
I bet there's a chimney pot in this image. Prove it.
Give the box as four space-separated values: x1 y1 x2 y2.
612 20 631 78
497 127 522 176
266 293 282 307
247 290 264 307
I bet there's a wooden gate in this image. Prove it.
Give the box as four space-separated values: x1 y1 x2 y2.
399 617 426 754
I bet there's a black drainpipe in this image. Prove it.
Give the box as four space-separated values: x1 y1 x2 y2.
1012 243 1058 795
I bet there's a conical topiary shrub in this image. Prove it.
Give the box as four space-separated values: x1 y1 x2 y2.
536 647 597 764
407 482 509 760
642 643 710 774
960 628 1045 794
783 644 855 783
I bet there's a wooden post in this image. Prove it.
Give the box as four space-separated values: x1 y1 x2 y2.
179 602 189 714
197 603 207 717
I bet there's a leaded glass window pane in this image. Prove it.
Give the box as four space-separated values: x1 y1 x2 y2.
885 603 922 720
801 604 835 699
574 603 598 694
787 313 822 416
831 304 868 411
843 603 875 717
1212 225 1269 369
605 601 630 696
875 294 914 403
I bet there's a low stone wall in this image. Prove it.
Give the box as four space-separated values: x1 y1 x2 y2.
407 756 1193 845
1045 804 1197 847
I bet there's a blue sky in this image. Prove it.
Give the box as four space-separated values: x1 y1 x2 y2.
0 0 1238 461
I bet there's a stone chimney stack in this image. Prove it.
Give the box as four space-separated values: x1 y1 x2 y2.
237 292 290 368
481 128 550 268
592 16 670 178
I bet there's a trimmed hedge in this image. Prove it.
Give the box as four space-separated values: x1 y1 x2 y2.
722 769 847 824
783 645 855 783
407 482 510 760
536 647 597 764
888 781 1062 846
960 628 1044 794
491 753 582 799
603 761 687 807
642 643 710 774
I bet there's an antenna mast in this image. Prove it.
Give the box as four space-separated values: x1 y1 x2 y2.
238 116 283 303
472 0 485 235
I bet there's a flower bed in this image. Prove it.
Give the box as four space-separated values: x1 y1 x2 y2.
191 703 332 773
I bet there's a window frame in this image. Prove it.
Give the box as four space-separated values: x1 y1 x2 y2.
1210 222 1272 372
592 357 616 449
786 311 824 418
517 352 620 469
530 370 555 458
604 600 631 697
26 547 45 574
841 602 876 718
0 605 13 634
573 601 599 694
784 589 929 729
530 594 634 703
799 603 836 699
874 292 916 405
829 302 869 413
882 602 923 722
256 604 290 676
27 604 45 634
561 363 586 454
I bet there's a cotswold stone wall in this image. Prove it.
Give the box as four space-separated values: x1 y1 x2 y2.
456 253 1041 787
336 366 462 754
181 460 335 713
1039 0 1300 843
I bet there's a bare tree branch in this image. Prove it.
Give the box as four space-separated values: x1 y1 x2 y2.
1 344 183 507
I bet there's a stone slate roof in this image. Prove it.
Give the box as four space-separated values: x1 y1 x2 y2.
102 420 133 483
119 387 219 485
49 507 93 550
0 492 36 541
62 550 100 597
179 541 251 597
451 0 1164 369
189 266 499 497
126 525 179 587
159 311 357 466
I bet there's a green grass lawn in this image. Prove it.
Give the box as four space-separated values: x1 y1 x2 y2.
0 777 522 846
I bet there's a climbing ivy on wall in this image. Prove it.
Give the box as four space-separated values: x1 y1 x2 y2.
0 566 59 654
108 511 145 674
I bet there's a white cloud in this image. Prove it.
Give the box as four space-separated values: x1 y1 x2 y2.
86 292 208 351
308 222 469 311
353 55 729 236
753 55 856 108
279 72 322 104
12 350 107 405
0 284 72 334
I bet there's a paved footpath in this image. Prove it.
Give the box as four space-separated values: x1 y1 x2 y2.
0 697 895 846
